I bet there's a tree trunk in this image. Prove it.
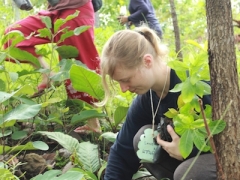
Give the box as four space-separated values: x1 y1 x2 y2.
206 0 240 179
169 0 183 60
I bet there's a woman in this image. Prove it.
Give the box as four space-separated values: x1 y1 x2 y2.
118 0 163 38
99 26 216 179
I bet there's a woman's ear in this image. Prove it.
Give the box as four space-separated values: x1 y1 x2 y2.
143 54 153 68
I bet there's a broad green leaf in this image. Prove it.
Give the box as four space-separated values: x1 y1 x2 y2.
207 120 226 135
3 104 42 121
72 168 98 180
32 170 84 180
99 132 118 142
54 10 79 33
73 26 90 35
0 168 19 180
70 64 105 100
0 141 47 154
0 79 6 91
186 39 205 51
167 60 188 72
32 141 49 151
59 30 74 43
14 84 35 96
0 130 12 138
0 119 16 128
191 119 205 129
179 129 194 159
6 47 40 67
71 110 107 125
181 79 195 103
169 83 182 93
42 97 62 107
52 170 84 180
11 130 27 140
37 28 51 39
97 161 107 180
2 30 25 47
56 45 79 59
0 91 15 103
31 170 62 180
113 106 128 126
77 141 100 172
8 72 18 82
40 16 52 29
164 108 178 118
193 130 210 152
37 131 79 152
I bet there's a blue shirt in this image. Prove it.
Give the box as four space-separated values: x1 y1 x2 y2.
128 0 162 38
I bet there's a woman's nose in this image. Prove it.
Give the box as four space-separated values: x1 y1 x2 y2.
119 83 129 93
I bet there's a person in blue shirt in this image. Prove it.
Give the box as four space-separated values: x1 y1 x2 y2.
118 0 163 38
98 26 216 180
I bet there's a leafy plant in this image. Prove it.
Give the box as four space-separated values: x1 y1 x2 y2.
165 41 226 158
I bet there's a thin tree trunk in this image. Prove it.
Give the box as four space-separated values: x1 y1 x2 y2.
169 0 183 60
206 0 240 179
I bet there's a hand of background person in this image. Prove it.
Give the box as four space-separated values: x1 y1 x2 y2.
156 125 183 161
117 15 129 26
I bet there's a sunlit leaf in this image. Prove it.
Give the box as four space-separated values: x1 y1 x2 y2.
114 106 128 126
3 104 42 121
99 132 118 142
179 129 194 159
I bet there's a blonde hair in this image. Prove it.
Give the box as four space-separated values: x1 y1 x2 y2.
97 26 168 106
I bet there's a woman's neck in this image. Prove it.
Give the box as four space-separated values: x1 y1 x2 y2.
152 63 170 98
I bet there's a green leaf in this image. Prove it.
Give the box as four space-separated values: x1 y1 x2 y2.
11 130 27 140
37 131 80 152
99 132 117 142
0 141 48 155
113 106 128 126
37 28 52 39
32 141 49 151
179 129 194 159
181 79 195 103
6 47 40 67
2 30 25 47
31 170 62 180
31 169 84 180
56 45 79 59
169 83 182 93
0 168 19 180
77 141 100 172
71 110 107 125
40 16 52 29
70 64 105 100
72 168 98 180
0 119 16 128
74 26 90 35
0 130 12 138
3 104 42 122
54 10 79 33
193 130 210 152
208 120 226 135
0 91 15 103
59 30 74 43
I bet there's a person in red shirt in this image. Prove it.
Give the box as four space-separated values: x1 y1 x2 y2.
4 0 101 133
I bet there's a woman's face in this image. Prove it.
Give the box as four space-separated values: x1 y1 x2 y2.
112 62 154 94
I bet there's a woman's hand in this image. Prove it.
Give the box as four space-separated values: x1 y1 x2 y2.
156 125 183 161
